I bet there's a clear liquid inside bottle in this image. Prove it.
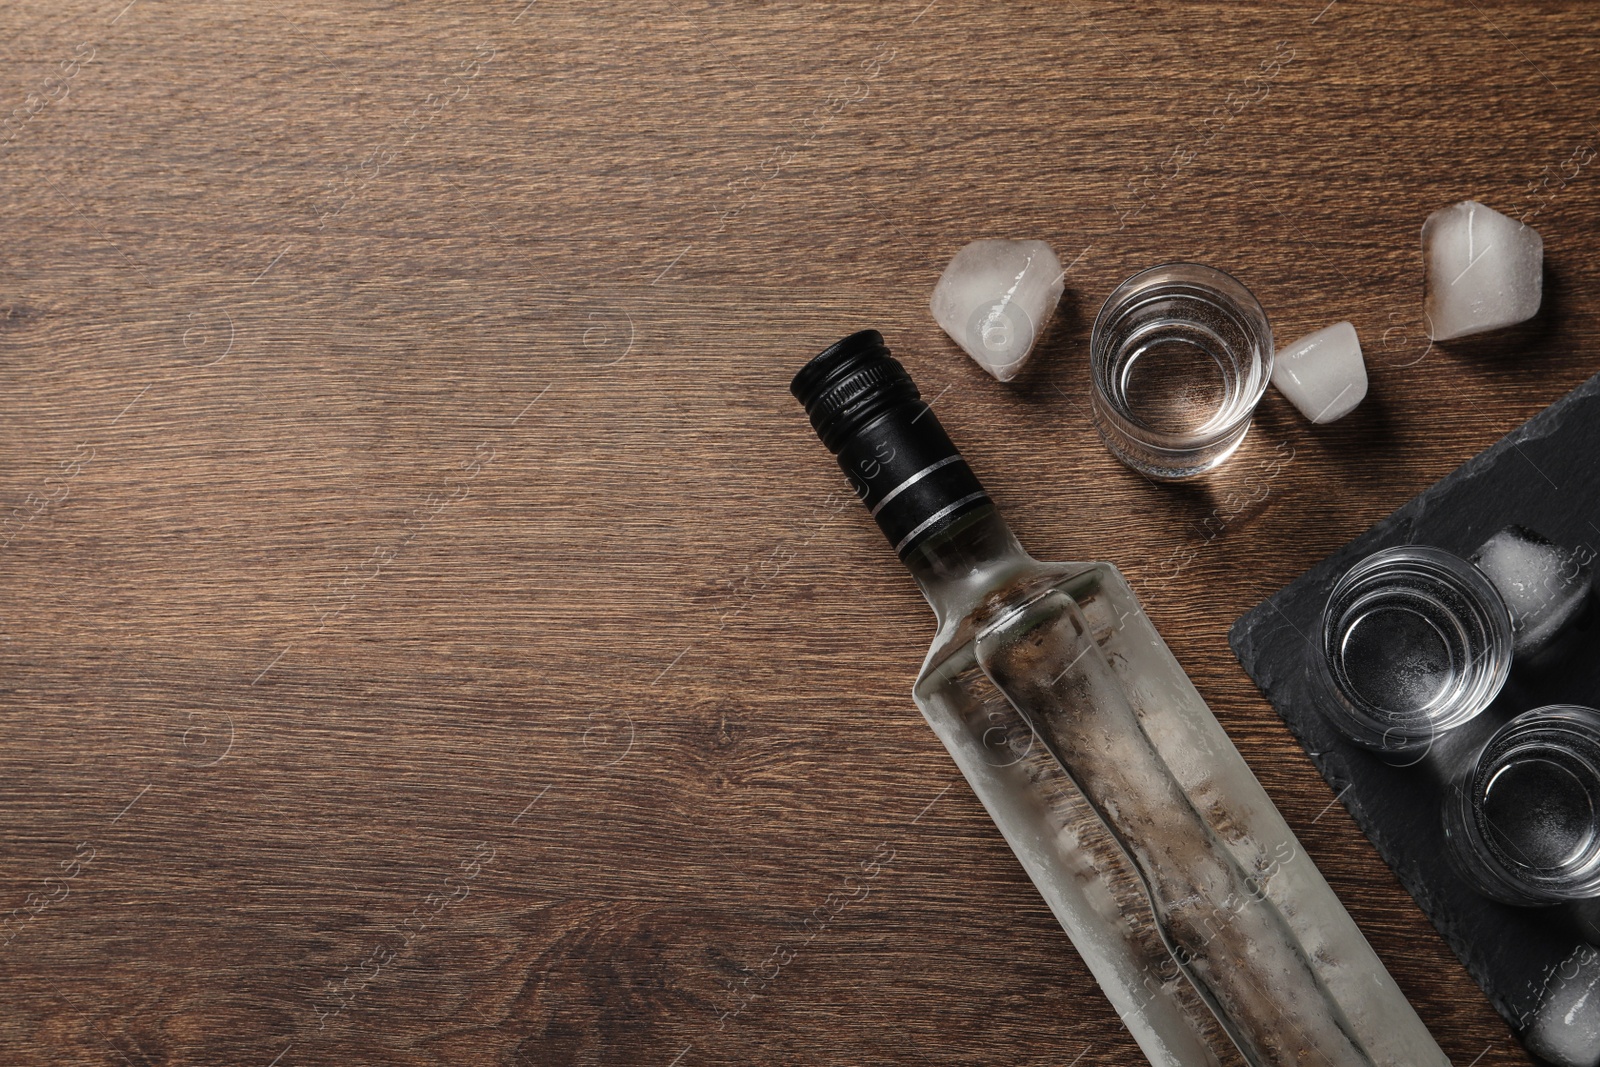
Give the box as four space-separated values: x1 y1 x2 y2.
909 514 1452 1067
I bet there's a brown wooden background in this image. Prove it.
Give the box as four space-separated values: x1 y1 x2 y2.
2 1 1596 1064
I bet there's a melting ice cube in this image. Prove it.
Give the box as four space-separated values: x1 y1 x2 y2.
1471 525 1592 658
1524 945 1600 1067
1422 201 1543 341
930 239 1063 382
1271 321 1367 424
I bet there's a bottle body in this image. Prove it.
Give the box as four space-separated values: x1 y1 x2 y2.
909 514 1451 1067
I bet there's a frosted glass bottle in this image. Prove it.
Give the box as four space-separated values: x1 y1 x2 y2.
792 331 1452 1067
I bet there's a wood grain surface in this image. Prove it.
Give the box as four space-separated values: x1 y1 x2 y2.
2 1 1596 1064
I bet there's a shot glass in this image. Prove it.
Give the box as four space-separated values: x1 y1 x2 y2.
1089 263 1273 480
1311 545 1513 754
1445 705 1600 905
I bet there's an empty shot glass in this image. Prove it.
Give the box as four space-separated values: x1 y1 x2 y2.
1445 705 1600 905
1089 263 1273 480
1311 545 1513 754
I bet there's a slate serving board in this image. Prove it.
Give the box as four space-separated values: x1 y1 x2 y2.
1230 370 1600 1064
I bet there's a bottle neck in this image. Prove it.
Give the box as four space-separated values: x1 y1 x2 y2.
791 331 1034 626
902 504 1034 628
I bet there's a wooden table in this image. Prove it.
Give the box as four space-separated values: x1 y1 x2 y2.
2 2 1595 1063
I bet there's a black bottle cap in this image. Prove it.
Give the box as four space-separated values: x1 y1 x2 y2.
792 330 991 558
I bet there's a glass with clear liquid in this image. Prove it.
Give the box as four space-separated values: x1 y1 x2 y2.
1446 704 1600 905
1311 546 1513 755
1090 263 1274 480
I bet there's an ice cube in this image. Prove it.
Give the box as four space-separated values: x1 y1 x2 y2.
1422 201 1543 341
1270 321 1367 423
1470 525 1592 658
1524 946 1600 1067
930 239 1063 382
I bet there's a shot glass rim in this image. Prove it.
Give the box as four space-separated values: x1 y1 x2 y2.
1314 544 1513 749
1089 261 1275 452
1457 703 1600 902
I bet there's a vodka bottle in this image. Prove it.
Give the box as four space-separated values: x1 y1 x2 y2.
791 331 1452 1067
